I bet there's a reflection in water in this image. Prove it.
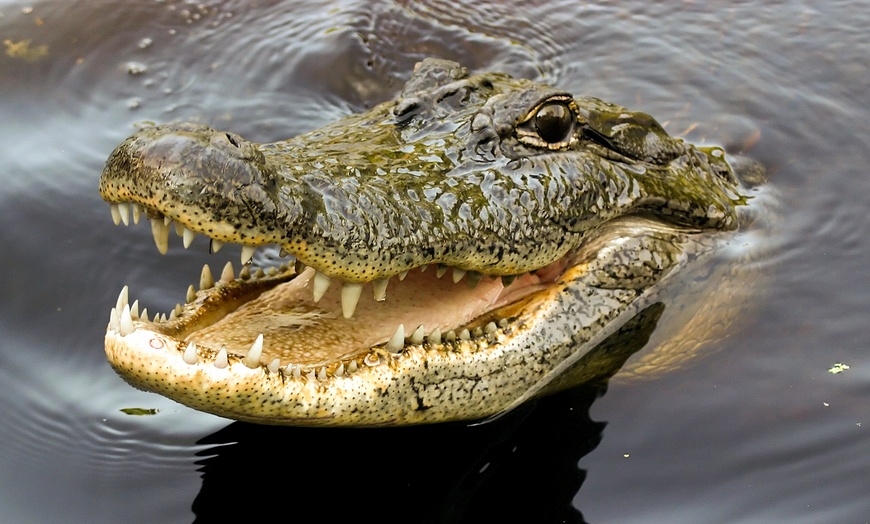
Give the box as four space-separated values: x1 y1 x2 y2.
191 305 664 523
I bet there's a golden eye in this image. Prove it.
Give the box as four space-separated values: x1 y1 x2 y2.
534 102 574 144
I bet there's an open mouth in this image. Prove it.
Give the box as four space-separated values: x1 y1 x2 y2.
106 201 575 381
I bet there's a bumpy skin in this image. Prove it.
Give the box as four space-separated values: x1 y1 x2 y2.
99 59 759 426
100 59 742 283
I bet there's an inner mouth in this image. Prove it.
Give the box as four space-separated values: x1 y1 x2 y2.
107 201 570 375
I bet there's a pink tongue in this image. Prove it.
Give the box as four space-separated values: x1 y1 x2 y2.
187 266 546 366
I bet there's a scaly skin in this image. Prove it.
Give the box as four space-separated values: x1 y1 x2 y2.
99 59 763 426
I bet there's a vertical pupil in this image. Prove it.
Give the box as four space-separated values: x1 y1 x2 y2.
535 103 572 144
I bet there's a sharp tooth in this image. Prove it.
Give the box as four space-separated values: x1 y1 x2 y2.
279 248 290 257
214 347 228 369
200 264 214 290
348 360 358 374
254 268 265 278
110 204 121 225
410 324 425 345
485 321 498 334
221 261 234 282
501 275 516 286
174 221 184 237
426 327 441 345
168 308 177 320
318 367 327 381
335 363 345 377
398 270 408 281
444 330 456 343
467 271 482 289
436 265 448 278
452 268 466 283
420 265 429 273
130 299 139 320
174 304 182 316
183 342 198 365
459 329 471 340
312 271 331 302
241 245 256 265
239 266 251 279
186 285 197 303
210 239 224 253
472 327 483 337
182 227 196 248
294 260 306 274
373 278 389 301
150 218 170 254
292 365 302 378
306 369 316 381
140 308 149 322
498 318 509 328
267 359 280 373
118 202 130 226
119 304 134 336
243 334 263 368
108 307 119 332
341 282 364 318
115 285 129 311
386 324 404 353
131 203 142 224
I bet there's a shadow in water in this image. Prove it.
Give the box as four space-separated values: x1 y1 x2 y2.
191 304 665 524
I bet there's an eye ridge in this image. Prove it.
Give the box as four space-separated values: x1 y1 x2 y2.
534 101 574 144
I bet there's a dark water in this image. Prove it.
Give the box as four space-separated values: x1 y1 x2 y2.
1 1 868 522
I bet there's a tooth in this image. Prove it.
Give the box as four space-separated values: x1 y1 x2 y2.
466 272 482 289
163 216 172 226
427 327 441 345
279 263 289 273
130 299 139 320
348 360 358 373
241 245 256 265
398 270 408 281
501 275 516 287
334 363 345 377
410 324 425 345
132 203 142 224
306 370 316 381
444 330 456 342
150 218 170 254
459 329 471 341
239 266 251 279
118 202 130 226
254 268 265 278
386 324 404 353
174 304 182 316
140 308 149 322
341 282 364 318
221 261 234 282
420 265 429 273
200 264 214 290
110 204 121 225
108 307 119 332
294 260 306 274
182 227 196 248
214 347 228 369
485 321 497 334
279 248 290 257
472 327 483 337
183 342 198 365
318 367 327 381
210 239 224 253
158 313 167 323
292 365 302 378
452 268 466 283
373 278 389 301
174 221 184 237
436 265 448 278
115 285 129 311
243 334 263 368
186 285 197 303
168 308 177 320
267 267 278 276
312 271 331 302
267 359 280 373
498 318 509 328
119 304 134 336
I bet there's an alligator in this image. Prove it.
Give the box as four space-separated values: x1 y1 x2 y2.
99 58 764 426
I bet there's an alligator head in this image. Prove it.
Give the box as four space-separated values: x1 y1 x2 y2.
99 59 756 426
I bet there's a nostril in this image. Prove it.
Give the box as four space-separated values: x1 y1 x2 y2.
226 133 240 147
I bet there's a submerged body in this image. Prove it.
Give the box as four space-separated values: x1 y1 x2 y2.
99 59 763 426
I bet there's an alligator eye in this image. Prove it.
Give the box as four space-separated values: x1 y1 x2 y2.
534 102 574 144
